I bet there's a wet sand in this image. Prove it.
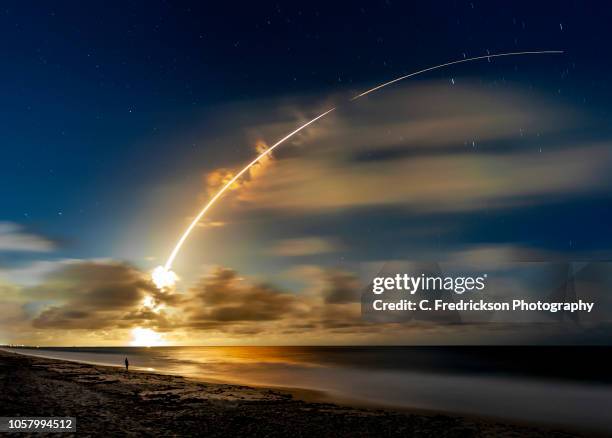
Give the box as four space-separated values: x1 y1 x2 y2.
0 350 585 437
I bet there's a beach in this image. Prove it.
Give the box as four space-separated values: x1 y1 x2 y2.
0 350 586 437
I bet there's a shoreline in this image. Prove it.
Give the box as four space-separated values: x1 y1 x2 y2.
0 346 594 429
0 350 591 437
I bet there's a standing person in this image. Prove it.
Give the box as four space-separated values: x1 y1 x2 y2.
124 357 129 372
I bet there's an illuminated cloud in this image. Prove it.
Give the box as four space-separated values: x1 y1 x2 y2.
1 257 610 345
177 266 370 337
270 237 341 256
184 267 301 326
27 260 169 330
204 140 274 199
228 83 607 214
0 260 68 286
1 80 610 345
0 222 55 252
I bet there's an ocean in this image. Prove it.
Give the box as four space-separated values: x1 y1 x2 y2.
4 346 611 432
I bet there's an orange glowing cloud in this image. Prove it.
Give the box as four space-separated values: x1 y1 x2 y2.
204 140 274 199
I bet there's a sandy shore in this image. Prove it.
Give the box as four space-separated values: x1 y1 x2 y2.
0 350 586 437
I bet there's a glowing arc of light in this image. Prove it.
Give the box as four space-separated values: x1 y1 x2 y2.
164 107 336 270
351 50 564 100
160 49 563 274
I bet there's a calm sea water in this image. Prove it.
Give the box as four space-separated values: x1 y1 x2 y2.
4 346 612 432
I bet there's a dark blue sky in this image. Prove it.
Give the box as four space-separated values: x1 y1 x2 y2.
1 1 612 271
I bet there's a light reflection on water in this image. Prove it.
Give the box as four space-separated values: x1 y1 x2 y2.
4 346 612 433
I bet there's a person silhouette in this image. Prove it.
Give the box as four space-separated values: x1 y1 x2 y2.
124 357 129 372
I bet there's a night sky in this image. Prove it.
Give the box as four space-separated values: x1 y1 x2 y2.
1 1 612 345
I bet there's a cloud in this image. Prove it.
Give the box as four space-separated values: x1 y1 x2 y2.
321 270 361 304
0 260 69 286
270 237 341 256
203 140 274 199
0 222 55 252
184 267 302 327
222 83 608 215
3 78 610 345
444 244 562 265
28 260 167 330
179 265 372 337
1 257 610 345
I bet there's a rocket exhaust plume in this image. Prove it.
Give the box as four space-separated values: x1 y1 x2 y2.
152 108 336 288
152 50 562 289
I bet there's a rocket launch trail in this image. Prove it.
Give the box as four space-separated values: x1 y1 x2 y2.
153 49 563 288
350 50 564 100
163 107 337 271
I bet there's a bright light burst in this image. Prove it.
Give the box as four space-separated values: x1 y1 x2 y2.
130 327 165 347
142 295 164 313
151 265 177 289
